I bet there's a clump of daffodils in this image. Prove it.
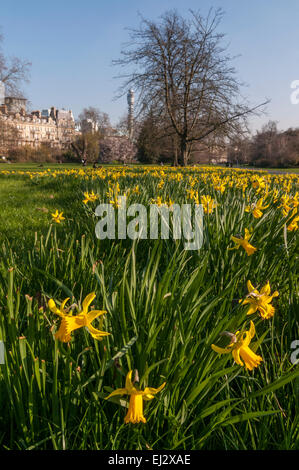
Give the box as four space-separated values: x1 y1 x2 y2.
83 191 98 204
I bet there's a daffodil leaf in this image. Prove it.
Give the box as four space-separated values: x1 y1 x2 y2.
37 269 74 299
105 336 138 371
220 409 280 426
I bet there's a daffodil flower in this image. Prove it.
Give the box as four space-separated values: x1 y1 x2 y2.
241 280 279 319
48 292 110 342
105 370 166 424
231 228 257 256
51 210 65 224
83 191 98 204
278 194 292 217
200 195 217 214
252 176 266 193
287 208 299 232
212 321 263 371
245 197 269 218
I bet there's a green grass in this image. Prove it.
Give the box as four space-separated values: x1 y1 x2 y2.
0 166 298 450
1 162 299 172
0 175 85 248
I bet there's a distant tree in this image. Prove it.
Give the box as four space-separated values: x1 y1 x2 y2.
78 107 112 136
281 128 299 166
71 131 100 164
99 136 137 164
0 117 21 155
249 121 279 167
115 113 130 137
72 107 113 164
114 9 268 166
0 29 31 97
136 110 177 163
248 121 299 167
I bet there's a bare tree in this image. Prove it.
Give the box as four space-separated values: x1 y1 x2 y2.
114 9 268 166
136 108 178 163
78 106 111 136
0 30 31 97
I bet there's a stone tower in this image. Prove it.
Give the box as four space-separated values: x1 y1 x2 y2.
0 81 5 106
127 89 134 141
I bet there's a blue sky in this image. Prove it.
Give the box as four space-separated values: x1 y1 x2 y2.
1 0 299 132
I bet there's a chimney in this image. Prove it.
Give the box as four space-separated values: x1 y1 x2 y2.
50 107 56 120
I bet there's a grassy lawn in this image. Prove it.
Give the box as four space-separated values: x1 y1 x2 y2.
1 161 299 173
0 175 85 248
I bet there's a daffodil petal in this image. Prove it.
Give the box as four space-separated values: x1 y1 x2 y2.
260 282 271 296
143 382 166 396
48 299 64 317
211 344 232 354
60 297 70 312
105 388 128 400
249 321 256 340
82 292 96 313
246 304 258 316
247 280 256 293
86 309 107 323
86 324 110 340
125 370 136 393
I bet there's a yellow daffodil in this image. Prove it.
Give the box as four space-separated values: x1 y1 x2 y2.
150 196 173 207
240 280 279 319
231 228 257 256
245 198 269 218
187 189 199 205
212 321 263 371
132 185 141 194
291 192 299 208
51 210 65 224
252 176 266 193
272 188 279 203
48 292 109 342
287 208 299 231
105 370 166 424
151 196 163 206
214 182 226 193
200 195 217 214
278 194 292 217
83 191 98 204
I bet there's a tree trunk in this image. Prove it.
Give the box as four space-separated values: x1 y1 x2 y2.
179 137 188 166
172 136 178 166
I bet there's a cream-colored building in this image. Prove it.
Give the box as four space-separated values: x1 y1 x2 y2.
0 82 76 153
